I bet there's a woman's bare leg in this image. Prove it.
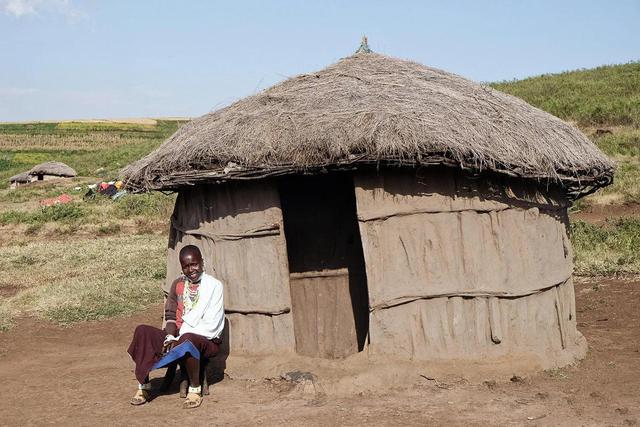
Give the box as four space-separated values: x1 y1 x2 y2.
184 356 200 387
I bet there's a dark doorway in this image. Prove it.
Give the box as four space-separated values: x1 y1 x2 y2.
279 173 369 358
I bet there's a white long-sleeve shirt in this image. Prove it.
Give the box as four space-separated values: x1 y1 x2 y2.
178 273 225 340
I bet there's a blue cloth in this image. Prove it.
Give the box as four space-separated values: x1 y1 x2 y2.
151 340 200 371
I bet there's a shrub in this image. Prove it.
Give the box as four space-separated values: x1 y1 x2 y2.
0 203 86 226
0 210 31 225
97 223 121 235
39 203 85 223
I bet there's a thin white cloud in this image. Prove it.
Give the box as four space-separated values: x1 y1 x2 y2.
1 0 85 20
2 0 35 16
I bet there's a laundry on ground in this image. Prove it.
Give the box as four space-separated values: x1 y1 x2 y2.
84 180 127 200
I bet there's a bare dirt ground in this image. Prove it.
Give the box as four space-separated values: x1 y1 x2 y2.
0 278 638 426
572 202 640 224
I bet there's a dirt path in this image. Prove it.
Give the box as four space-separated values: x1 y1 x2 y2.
0 278 638 426
571 202 640 225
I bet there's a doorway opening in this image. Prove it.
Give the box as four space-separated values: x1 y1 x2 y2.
279 173 369 358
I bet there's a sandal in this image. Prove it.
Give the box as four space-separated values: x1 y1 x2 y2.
183 386 202 409
130 389 150 406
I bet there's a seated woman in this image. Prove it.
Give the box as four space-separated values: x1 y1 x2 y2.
127 245 224 409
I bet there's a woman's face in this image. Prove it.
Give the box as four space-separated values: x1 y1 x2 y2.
180 252 203 282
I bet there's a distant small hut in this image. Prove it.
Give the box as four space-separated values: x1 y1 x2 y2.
9 172 32 189
122 45 614 368
28 161 77 182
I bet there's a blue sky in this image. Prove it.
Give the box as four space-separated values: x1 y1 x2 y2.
1 0 638 121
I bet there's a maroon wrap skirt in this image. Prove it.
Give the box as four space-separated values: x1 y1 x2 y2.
127 324 220 384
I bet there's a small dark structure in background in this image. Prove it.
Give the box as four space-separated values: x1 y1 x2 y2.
9 172 31 189
28 161 77 182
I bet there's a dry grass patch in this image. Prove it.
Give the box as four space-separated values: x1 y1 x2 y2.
578 126 640 206
0 234 166 330
0 133 159 150
581 157 640 206
571 218 640 276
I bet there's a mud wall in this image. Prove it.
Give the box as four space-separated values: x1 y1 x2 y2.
165 167 583 365
167 181 294 354
354 168 581 362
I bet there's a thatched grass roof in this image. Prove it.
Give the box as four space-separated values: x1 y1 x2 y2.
122 51 614 198
9 172 31 183
29 161 77 177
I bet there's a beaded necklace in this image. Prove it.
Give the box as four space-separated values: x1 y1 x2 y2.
182 278 200 314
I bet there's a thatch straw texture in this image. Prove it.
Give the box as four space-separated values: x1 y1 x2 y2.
9 172 31 183
29 161 77 177
122 52 614 197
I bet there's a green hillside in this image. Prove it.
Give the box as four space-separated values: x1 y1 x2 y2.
492 62 640 127
494 62 640 275
495 62 640 207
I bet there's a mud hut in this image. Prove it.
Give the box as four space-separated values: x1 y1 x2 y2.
122 47 614 367
9 172 32 189
28 161 77 181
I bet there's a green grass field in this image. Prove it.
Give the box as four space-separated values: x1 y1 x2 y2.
0 119 185 189
0 61 638 329
0 120 182 329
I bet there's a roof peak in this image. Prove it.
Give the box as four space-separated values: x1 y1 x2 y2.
355 35 372 54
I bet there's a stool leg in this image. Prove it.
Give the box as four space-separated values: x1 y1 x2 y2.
179 361 188 398
161 363 177 391
179 378 188 398
201 359 209 396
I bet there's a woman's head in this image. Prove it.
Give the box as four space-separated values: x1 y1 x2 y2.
179 245 204 283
